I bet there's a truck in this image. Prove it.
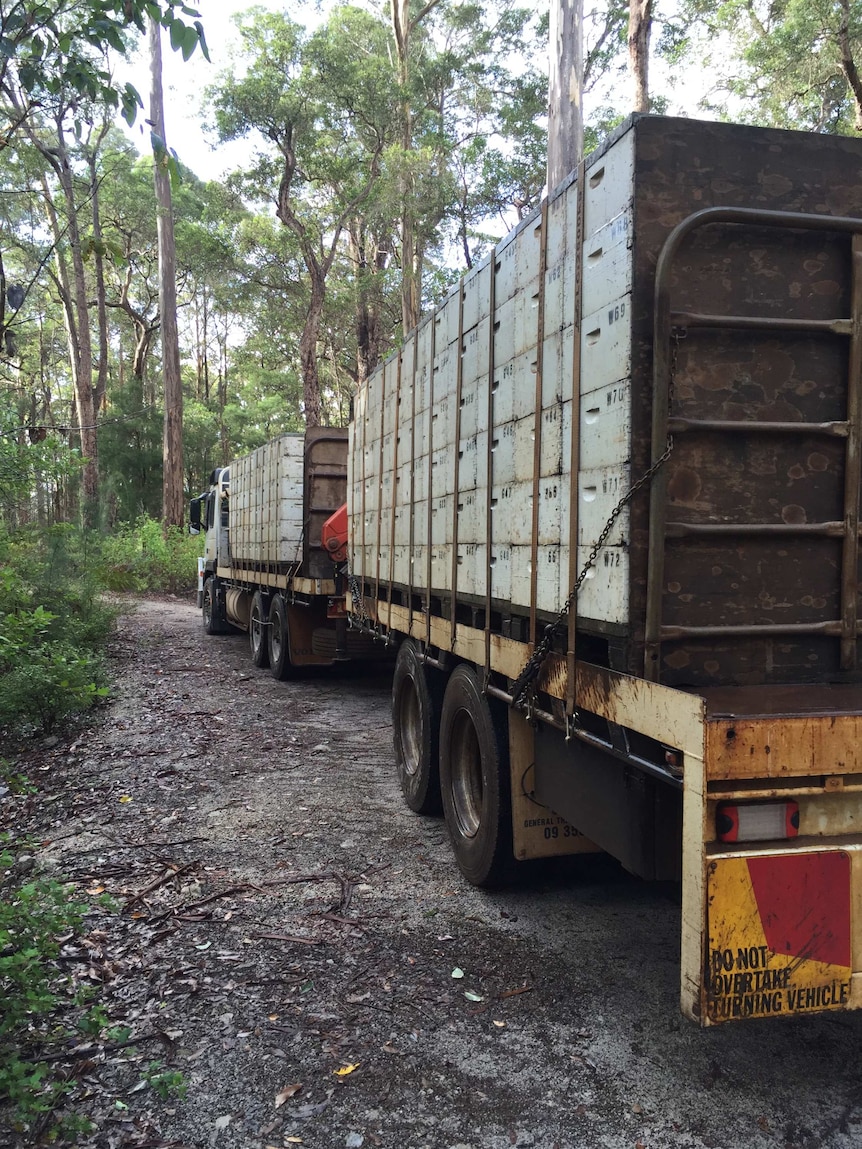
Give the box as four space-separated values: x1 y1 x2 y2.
190 426 375 674
344 114 862 1025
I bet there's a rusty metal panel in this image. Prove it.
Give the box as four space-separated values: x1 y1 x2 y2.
624 117 862 686
303 427 348 579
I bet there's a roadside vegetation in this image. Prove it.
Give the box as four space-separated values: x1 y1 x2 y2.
0 517 199 1141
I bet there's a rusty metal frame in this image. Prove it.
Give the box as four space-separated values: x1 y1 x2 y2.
567 160 587 718
645 206 862 679
485 250 498 683
386 351 403 631
529 200 549 649
451 280 466 651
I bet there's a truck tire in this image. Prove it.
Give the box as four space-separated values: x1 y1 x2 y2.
249 591 269 668
392 640 442 815
268 595 292 680
439 664 513 888
202 578 228 635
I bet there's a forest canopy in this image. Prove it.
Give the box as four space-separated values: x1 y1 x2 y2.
2 0 862 529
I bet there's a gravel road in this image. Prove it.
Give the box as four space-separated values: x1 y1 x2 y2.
15 596 862 1149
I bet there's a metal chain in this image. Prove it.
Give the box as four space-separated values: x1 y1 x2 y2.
511 332 683 711
346 570 374 634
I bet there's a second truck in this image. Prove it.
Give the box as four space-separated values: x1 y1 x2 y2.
190 426 375 675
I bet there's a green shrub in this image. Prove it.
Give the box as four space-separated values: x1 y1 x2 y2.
0 831 90 1131
0 817 126 1139
99 516 202 593
143 1061 187 1100
0 525 115 740
0 642 109 734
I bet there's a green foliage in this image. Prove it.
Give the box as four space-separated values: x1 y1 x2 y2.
0 405 84 528
99 379 164 522
0 819 126 1138
677 0 862 132
143 1061 187 1100
0 642 109 736
98 516 202 593
0 850 88 1040
0 525 114 739
0 831 89 1130
0 1 209 136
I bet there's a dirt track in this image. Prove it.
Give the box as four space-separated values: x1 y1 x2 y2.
10 596 862 1149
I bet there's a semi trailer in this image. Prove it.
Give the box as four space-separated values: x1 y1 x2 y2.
344 114 862 1025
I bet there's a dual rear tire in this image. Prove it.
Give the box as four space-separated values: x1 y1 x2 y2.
439 665 512 889
267 594 293 680
249 591 269 668
392 641 442 815
392 645 512 888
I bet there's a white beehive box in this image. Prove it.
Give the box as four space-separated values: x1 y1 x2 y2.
230 434 305 566
349 120 635 626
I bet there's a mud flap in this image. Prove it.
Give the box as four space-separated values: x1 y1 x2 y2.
286 602 336 667
509 709 602 862
705 851 852 1022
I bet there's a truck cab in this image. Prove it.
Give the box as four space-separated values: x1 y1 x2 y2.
190 466 230 607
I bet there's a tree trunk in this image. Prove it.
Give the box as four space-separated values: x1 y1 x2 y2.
150 17 185 530
218 328 230 464
628 0 652 114
87 135 110 413
838 0 862 131
391 0 442 333
548 0 584 189
391 0 416 333
301 272 326 427
37 148 99 522
349 222 388 386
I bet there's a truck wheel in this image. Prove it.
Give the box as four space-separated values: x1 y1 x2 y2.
268 595 292 680
202 578 228 635
440 664 512 888
392 640 442 815
249 591 269 668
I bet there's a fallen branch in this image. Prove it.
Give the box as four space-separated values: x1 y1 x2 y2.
124 860 199 910
146 882 258 925
22 1030 164 1065
315 912 368 933
260 871 340 887
253 931 322 946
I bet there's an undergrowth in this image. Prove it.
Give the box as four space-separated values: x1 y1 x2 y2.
98 516 202 594
0 772 185 1141
0 520 195 1138
0 525 114 741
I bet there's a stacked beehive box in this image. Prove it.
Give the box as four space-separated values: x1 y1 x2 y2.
351 117 636 626
230 434 305 566
352 114 862 686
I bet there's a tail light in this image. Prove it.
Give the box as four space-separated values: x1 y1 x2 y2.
717 801 799 843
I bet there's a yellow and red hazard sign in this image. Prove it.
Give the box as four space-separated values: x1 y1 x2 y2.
706 851 852 1022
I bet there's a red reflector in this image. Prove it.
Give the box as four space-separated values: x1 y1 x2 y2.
717 801 799 843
